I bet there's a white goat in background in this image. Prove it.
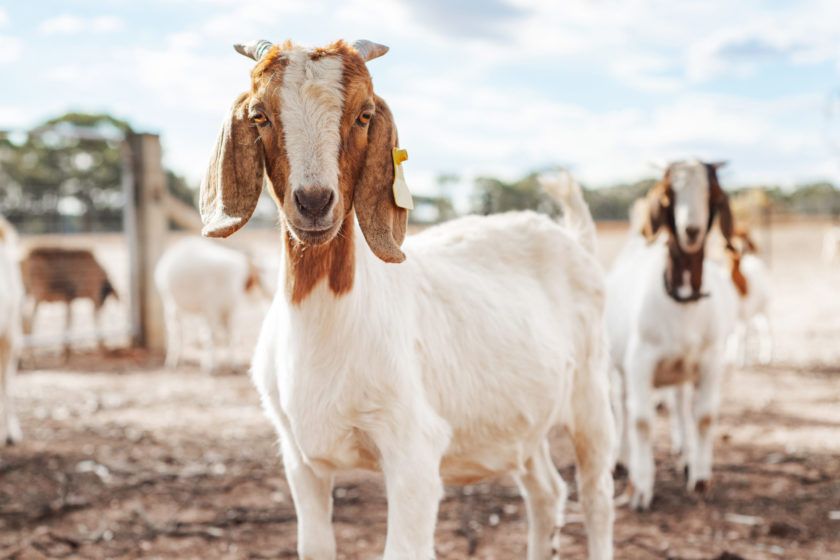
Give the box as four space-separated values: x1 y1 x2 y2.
154 236 265 374
606 160 738 510
0 216 24 444
199 39 615 560
727 227 772 366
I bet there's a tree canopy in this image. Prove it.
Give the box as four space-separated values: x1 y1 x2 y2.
0 112 196 234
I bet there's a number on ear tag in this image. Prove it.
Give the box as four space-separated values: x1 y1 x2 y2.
392 148 414 210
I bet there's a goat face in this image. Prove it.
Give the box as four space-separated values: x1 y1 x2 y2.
644 159 733 254
200 40 408 263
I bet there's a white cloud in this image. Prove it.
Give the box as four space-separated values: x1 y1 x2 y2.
39 15 124 36
686 1 840 81
0 7 8 27
0 34 21 64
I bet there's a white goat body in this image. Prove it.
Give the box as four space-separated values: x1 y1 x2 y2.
608 235 737 507
0 216 24 444
154 236 259 373
253 205 615 560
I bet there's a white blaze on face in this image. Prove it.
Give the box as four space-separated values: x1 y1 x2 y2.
280 48 345 194
670 160 711 252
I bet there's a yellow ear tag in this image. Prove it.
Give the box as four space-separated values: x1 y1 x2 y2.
392 148 414 210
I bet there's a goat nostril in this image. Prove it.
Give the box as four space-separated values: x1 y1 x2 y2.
686 226 700 241
294 187 334 217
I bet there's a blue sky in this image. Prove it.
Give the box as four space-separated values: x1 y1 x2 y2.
2 0 840 200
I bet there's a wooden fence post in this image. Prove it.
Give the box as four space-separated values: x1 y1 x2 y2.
124 133 167 356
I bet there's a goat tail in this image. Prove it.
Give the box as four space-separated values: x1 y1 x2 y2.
538 170 597 255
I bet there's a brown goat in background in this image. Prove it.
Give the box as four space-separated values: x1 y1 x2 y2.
20 247 118 355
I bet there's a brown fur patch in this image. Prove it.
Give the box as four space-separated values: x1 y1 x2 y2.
729 253 749 297
698 414 713 437
284 214 355 304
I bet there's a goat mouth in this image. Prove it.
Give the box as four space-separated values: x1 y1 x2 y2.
678 239 704 254
288 222 340 245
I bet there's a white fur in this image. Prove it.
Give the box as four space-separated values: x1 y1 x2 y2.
606 207 738 511
731 254 772 366
154 236 257 373
251 176 615 559
0 216 23 444
822 225 840 264
281 49 345 197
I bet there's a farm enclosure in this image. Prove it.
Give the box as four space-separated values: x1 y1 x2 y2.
1 220 839 559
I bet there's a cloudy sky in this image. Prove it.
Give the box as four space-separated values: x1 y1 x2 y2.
3 0 840 198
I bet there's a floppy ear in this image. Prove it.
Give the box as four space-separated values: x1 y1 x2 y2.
708 168 734 250
642 177 672 243
353 96 408 263
200 92 265 238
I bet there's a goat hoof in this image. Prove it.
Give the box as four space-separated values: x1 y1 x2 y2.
694 479 710 494
628 483 652 511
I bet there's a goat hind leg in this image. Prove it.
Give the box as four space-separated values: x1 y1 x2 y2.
515 439 568 560
570 361 615 558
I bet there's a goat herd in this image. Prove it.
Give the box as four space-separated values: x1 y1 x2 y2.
0 38 810 560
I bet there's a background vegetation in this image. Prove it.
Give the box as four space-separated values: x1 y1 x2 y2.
2 112 839 233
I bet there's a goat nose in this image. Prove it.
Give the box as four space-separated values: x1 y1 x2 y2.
294 187 334 219
685 226 701 242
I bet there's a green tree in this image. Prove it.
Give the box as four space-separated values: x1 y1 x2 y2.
0 112 199 233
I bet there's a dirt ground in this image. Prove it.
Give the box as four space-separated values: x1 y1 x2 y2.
1 220 839 560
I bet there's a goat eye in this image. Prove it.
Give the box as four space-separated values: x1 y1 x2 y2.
357 111 372 125
251 111 269 126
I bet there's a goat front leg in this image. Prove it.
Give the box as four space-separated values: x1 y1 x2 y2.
754 314 773 365
163 304 182 369
515 439 568 560
0 339 22 445
281 438 337 560
376 417 448 560
624 343 658 511
672 383 693 477
686 349 724 494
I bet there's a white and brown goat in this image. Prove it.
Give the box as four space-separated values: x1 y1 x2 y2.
727 227 772 366
200 39 615 559
606 160 738 510
0 216 24 444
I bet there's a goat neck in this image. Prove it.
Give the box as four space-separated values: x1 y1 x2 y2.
283 212 356 305
663 237 709 303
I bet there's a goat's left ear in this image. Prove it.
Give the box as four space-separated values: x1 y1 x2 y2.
709 171 734 250
354 96 408 263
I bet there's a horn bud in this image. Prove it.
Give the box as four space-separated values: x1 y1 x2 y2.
352 40 389 62
234 40 274 61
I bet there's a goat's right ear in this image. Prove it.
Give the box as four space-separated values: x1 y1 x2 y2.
641 179 671 242
200 93 265 238
354 96 408 263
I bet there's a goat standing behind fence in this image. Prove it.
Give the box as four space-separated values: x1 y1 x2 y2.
20 247 118 356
